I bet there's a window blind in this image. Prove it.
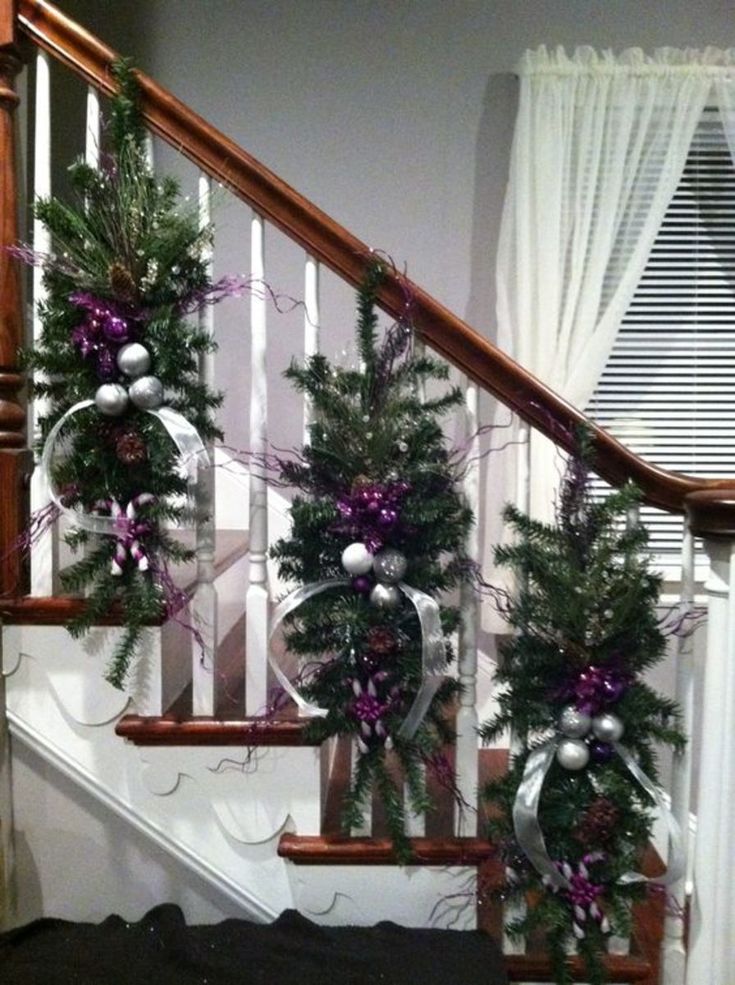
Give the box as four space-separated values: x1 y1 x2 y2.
588 108 735 566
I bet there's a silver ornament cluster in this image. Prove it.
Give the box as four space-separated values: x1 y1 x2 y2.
94 343 163 416
555 704 624 771
369 546 407 610
129 375 164 410
95 382 129 416
117 342 151 378
372 548 407 584
556 738 589 771
369 582 401 610
591 712 624 743
558 705 592 739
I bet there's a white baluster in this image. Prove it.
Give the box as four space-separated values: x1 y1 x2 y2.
352 739 373 836
660 520 695 984
404 762 426 838
85 85 100 168
302 255 320 446
685 538 735 985
191 174 217 715
30 49 54 596
455 378 480 837
245 212 269 716
504 420 531 955
144 131 154 169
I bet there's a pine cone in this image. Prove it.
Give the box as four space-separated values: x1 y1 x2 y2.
574 797 620 847
366 625 398 654
116 429 148 465
108 261 137 301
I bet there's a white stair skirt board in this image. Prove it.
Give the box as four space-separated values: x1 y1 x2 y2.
2 625 320 922
284 864 477 930
2 622 480 930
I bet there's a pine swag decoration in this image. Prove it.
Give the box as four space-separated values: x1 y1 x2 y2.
270 264 472 859
21 61 226 687
481 439 685 985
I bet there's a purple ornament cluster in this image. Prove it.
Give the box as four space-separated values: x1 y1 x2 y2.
70 292 139 381
335 479 411 554
564 663 630 717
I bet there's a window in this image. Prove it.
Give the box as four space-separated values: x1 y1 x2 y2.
588 108 735 569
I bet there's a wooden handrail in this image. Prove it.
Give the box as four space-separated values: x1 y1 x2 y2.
16 0 735 520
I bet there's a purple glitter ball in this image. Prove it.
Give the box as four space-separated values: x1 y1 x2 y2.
352 576 372 594
103 314 130 343
590 741 614 764
96 348 117 381
378 507 398 528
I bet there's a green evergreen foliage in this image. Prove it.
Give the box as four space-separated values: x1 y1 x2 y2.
481 437 684 984
271 264 472 858
23 60 223 687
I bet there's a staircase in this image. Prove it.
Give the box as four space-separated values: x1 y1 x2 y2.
1 3 734 983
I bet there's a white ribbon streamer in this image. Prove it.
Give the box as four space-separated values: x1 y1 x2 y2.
268 577 446 737
513 737 685 892
40 398 209 535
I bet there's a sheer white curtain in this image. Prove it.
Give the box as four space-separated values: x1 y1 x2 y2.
495 46 722 521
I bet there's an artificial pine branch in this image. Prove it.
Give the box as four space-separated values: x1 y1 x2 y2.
20 59 227 687
271 262 472 856
482 434 685 983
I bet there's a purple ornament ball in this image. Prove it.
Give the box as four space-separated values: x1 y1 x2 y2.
378 507 398 528
352 576 372 594
103 314 130 343
590 741 614 764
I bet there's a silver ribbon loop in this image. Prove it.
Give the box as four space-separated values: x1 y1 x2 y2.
397 581 446 740
513 738 685 890
513 741 569 889
40 398 209 535
269 578 446 736
267 579 347 718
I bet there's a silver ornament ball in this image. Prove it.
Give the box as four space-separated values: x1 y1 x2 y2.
95 382 129 416
129 375 164 410
592 712 624 743
558 705 592 739
556 738 590 771
341 542 374 576
369 583 401 610
117 342 152 378
372 548 407 584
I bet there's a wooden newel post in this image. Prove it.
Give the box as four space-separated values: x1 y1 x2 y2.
0 0 29 597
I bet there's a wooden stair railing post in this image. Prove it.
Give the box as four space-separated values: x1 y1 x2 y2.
0 0 29 596
683 491 735 985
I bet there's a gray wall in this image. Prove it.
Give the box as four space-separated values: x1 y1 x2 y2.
54 0 735 456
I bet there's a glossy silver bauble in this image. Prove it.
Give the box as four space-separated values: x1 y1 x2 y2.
129 375 164 410
369 582 401 610
341 542 374 576
94 382 129 416
116 342 152 378
592 712 624 743
372 548 407 584
558 705 592 739
556 738 590 771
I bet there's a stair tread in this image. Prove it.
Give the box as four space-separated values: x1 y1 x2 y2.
115 712 319 746
504 952 652 982
278 832 498 866
0 528 249 624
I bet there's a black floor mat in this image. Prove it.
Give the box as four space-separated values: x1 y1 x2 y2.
0 904 508 984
